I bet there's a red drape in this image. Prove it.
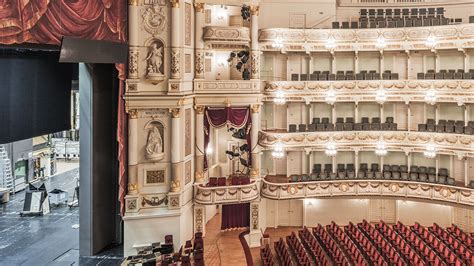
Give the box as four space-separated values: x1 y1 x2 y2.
203 107 252 170
221 203 250 230
0 0 126 45
116 63 127 216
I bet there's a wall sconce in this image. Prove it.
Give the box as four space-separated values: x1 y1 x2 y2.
423 144 436 159
272 36 284 49
375 89 387 104
272 142 285 158
424 90 437 105
273 90 286 105
376 37 386 49
425 36 437 50
374 141 388 156
217 5 228 20
325 90 336 105
325 143 337 157
206 146 213 155
325 37 336 50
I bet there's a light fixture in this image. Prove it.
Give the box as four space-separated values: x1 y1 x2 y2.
325 90 336 105
325 143 337 157
375 141 388 156
423 144 437 158
376 37 386 49
217 5 228 20
424 90 437 105
272 36 284 49
206 146 213 155
273 90 286 105
325 37 336 50
425 36 437 49
375 89 387 104
272 142 285 158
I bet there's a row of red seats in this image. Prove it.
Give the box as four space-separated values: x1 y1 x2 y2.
207 176 251 186
298 227 332 266
346 222 388 265
448 224 474 247
274 238 293 266
412 222 471 265
396 221 453 265
358 220 408 265
326 222 368 265
313 224 351 265
286 232 311 266
430 223 473 262
260 244 274 266
377 220 430 265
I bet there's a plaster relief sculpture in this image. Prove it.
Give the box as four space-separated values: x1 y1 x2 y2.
145 124 165 161
141 4 167 36
145 40 165 82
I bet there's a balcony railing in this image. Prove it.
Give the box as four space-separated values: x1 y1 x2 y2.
261 178 474 206
264 80 474 104
259 24 474 52
203 26 250 48
194 181 260 205
194 80 261 94
259 130 474 157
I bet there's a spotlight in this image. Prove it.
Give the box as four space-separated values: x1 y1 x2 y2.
273 90 286 105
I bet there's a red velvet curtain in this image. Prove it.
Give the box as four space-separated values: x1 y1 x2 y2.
116 63 127 216
203 107 252 170
0 0 126 45
221 203 250 230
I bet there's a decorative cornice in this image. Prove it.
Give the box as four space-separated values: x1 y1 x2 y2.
249 5 260 16
194 80 260 94
194 2 205 12
251 104 260 114
170 0 180 8
194 181 259 205
203 26 250 44
195 105 205 114
129 0 139 6
169 108 181 118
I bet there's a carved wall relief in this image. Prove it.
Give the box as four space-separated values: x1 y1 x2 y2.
185 160 192 185
128 49 139 79
185 53 191 73
185 2 192 46
145 39 165 82
145 170 165 184
145 121 165 161
185 108 191 156
171 49 181 78
141 4 167 36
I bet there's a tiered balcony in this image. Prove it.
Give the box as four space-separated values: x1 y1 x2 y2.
261 176 474 206
194 180 260 205
259 23 474 52
203 26 250 48
264 79 474 104
258 130 474 157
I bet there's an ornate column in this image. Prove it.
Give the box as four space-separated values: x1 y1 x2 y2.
249 201 262 247
250 5 260 80
194 2 205 80
170 0 181 80
128 0 139 79
195 106 205 182
125 109 139 213
250 105 261 178
170 108 181 192
194 204 206 236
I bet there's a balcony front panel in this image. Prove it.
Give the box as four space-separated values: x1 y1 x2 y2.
194 181 259 205
203 26 250 48
259 130 474 157
259 24 474 52
264 80 474 104
261 179 474 206
194 80 260 94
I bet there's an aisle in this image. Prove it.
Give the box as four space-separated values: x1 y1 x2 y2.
204 213 249 266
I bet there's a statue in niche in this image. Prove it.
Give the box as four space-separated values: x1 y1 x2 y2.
146 125 164 161
146 42 163 75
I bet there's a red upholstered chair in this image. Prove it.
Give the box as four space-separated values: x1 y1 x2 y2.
208 177 218 186
194 232 202 239
240 177 250 185
181 255 191 266
165 234 173 244
231 176 240 185
217 177 226 186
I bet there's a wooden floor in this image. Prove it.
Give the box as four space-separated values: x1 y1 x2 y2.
203 213 301 265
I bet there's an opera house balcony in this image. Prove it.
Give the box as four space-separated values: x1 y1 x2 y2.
194 176 260 205
203 26 250 48
261 175 474 206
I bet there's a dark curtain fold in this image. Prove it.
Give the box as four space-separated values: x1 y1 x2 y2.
203 107 252 170
221 203 250 230
0 0 126 45
116 63 127 216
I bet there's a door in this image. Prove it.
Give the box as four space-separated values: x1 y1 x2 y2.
410 103 424 130
368 199 383 223
395 103 408 130
290 200 303 227
278 200 290 226
453 158 465 183
393 53 408 79
453 207 470 232
266 199 277 228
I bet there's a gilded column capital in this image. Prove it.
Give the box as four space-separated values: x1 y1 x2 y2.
195 105 205 115
170 0 180 8
194 2 205 12
128 183 138 193
251 104 260 114
169 108 181 118
249 5 260 16
129 0 139 6
128 109 139 119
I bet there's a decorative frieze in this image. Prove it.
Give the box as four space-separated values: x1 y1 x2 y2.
203 26 250 45
261 179 474 206
250 51 260 80
125 196 139 213
259 130 474 157
195 50 205 79
194 80 260 93
128 49 139 79
141 4 167 37
170 49 181 79
194 181 260 205
141 194 168 208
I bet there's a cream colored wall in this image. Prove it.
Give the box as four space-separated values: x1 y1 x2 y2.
335 151 355 165
311 103 332 120
438 104 463 121
359 103 380 121
335 102 355 119
397 200 452 227
312 53 332 73
384 151 406 166
335 52 355 72
304 198 369 226
358 52 380 72
287 151 303 175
